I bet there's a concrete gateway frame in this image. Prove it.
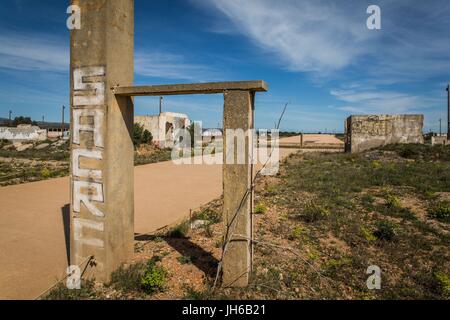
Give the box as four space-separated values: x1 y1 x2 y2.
70 0 268 287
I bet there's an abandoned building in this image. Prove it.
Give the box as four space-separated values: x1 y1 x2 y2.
431 134 448 146
37 122 70 139
0 125 47 142
135 112 190 148
202 128 223 138
345 114 424 153
0 122 69 142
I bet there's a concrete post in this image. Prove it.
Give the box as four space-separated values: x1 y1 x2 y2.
447 84 450 140
222 91 254 287
70 0 134 282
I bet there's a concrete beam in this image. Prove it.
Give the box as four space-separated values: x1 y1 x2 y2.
222 90 254 287
70 0 135 282
113 81 268 97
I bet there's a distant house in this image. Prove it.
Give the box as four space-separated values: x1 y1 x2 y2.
0 125 47 142
36 122 70 139
135 112 191 148
0 121 70 142
202 128 223 138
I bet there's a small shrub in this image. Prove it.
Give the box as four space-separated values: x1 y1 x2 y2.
141 257 167 294
385 194 402 210
109 262 146 293
254 203 268 215
43 279 96 300
203 223 214 238
360 226 377 241
424 191 438 200
266 185 278 195
432 271 450 296
289 226 303 240
168 221 189 238
177 255 192 265
40 168 51 178
133 123 153 146
361 194 375 205
300 202 330 222
194 208 221 224
371 160 381 169
215 238 224 248
183 284 209 300
428 201 450 222
374 221 398 241
141 129 153 144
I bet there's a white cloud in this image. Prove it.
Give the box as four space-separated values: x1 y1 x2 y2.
0 32 69 72
331 88 438 114
0 31 218 82
197 0 374 74
135 51 220 82
196 0 450 83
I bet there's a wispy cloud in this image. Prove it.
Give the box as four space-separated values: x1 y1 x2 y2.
135 51 220 82
197 0 450 83
0 31 218 82
331 88 438 114
195 0 374 74
0 32 68 72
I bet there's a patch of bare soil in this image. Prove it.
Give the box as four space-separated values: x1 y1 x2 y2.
401 195 450 236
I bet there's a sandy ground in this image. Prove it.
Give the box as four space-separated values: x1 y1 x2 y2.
280 134 344 145
0 136 329 299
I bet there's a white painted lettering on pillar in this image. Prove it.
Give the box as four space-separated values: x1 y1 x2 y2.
73 218 105 248
72 109 104 148
73 181 105 218
71 66 106 254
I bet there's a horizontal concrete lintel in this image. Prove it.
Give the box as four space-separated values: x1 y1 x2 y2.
112 81 268 97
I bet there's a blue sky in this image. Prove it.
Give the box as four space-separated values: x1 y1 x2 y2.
0 0 449 132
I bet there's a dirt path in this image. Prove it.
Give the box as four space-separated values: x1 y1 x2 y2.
0 138 303 299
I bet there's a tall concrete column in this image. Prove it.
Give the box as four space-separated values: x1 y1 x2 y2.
447 84 450 140
222 91 254 287
70 0 134 281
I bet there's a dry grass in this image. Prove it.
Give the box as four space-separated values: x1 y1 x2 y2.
45 144 450 300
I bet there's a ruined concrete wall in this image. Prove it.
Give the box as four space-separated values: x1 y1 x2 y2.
135 115 160 141
0 126 47 142
135 112 190 148
432 136 448 146
345 114 424 153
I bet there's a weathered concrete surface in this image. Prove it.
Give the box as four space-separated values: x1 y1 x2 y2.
114 81 268 96
345 115 424 153
431 136 448 145
70 0 134 281
222 91 254 287
135 112 190 148
0 126 47 142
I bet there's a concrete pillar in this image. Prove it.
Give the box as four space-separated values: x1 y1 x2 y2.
222 91 254 287
70 0 134 282
447 84 450 140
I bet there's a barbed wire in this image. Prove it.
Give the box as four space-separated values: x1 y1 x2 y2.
211 102 290 293
34 255 94 300
233 234 330 281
